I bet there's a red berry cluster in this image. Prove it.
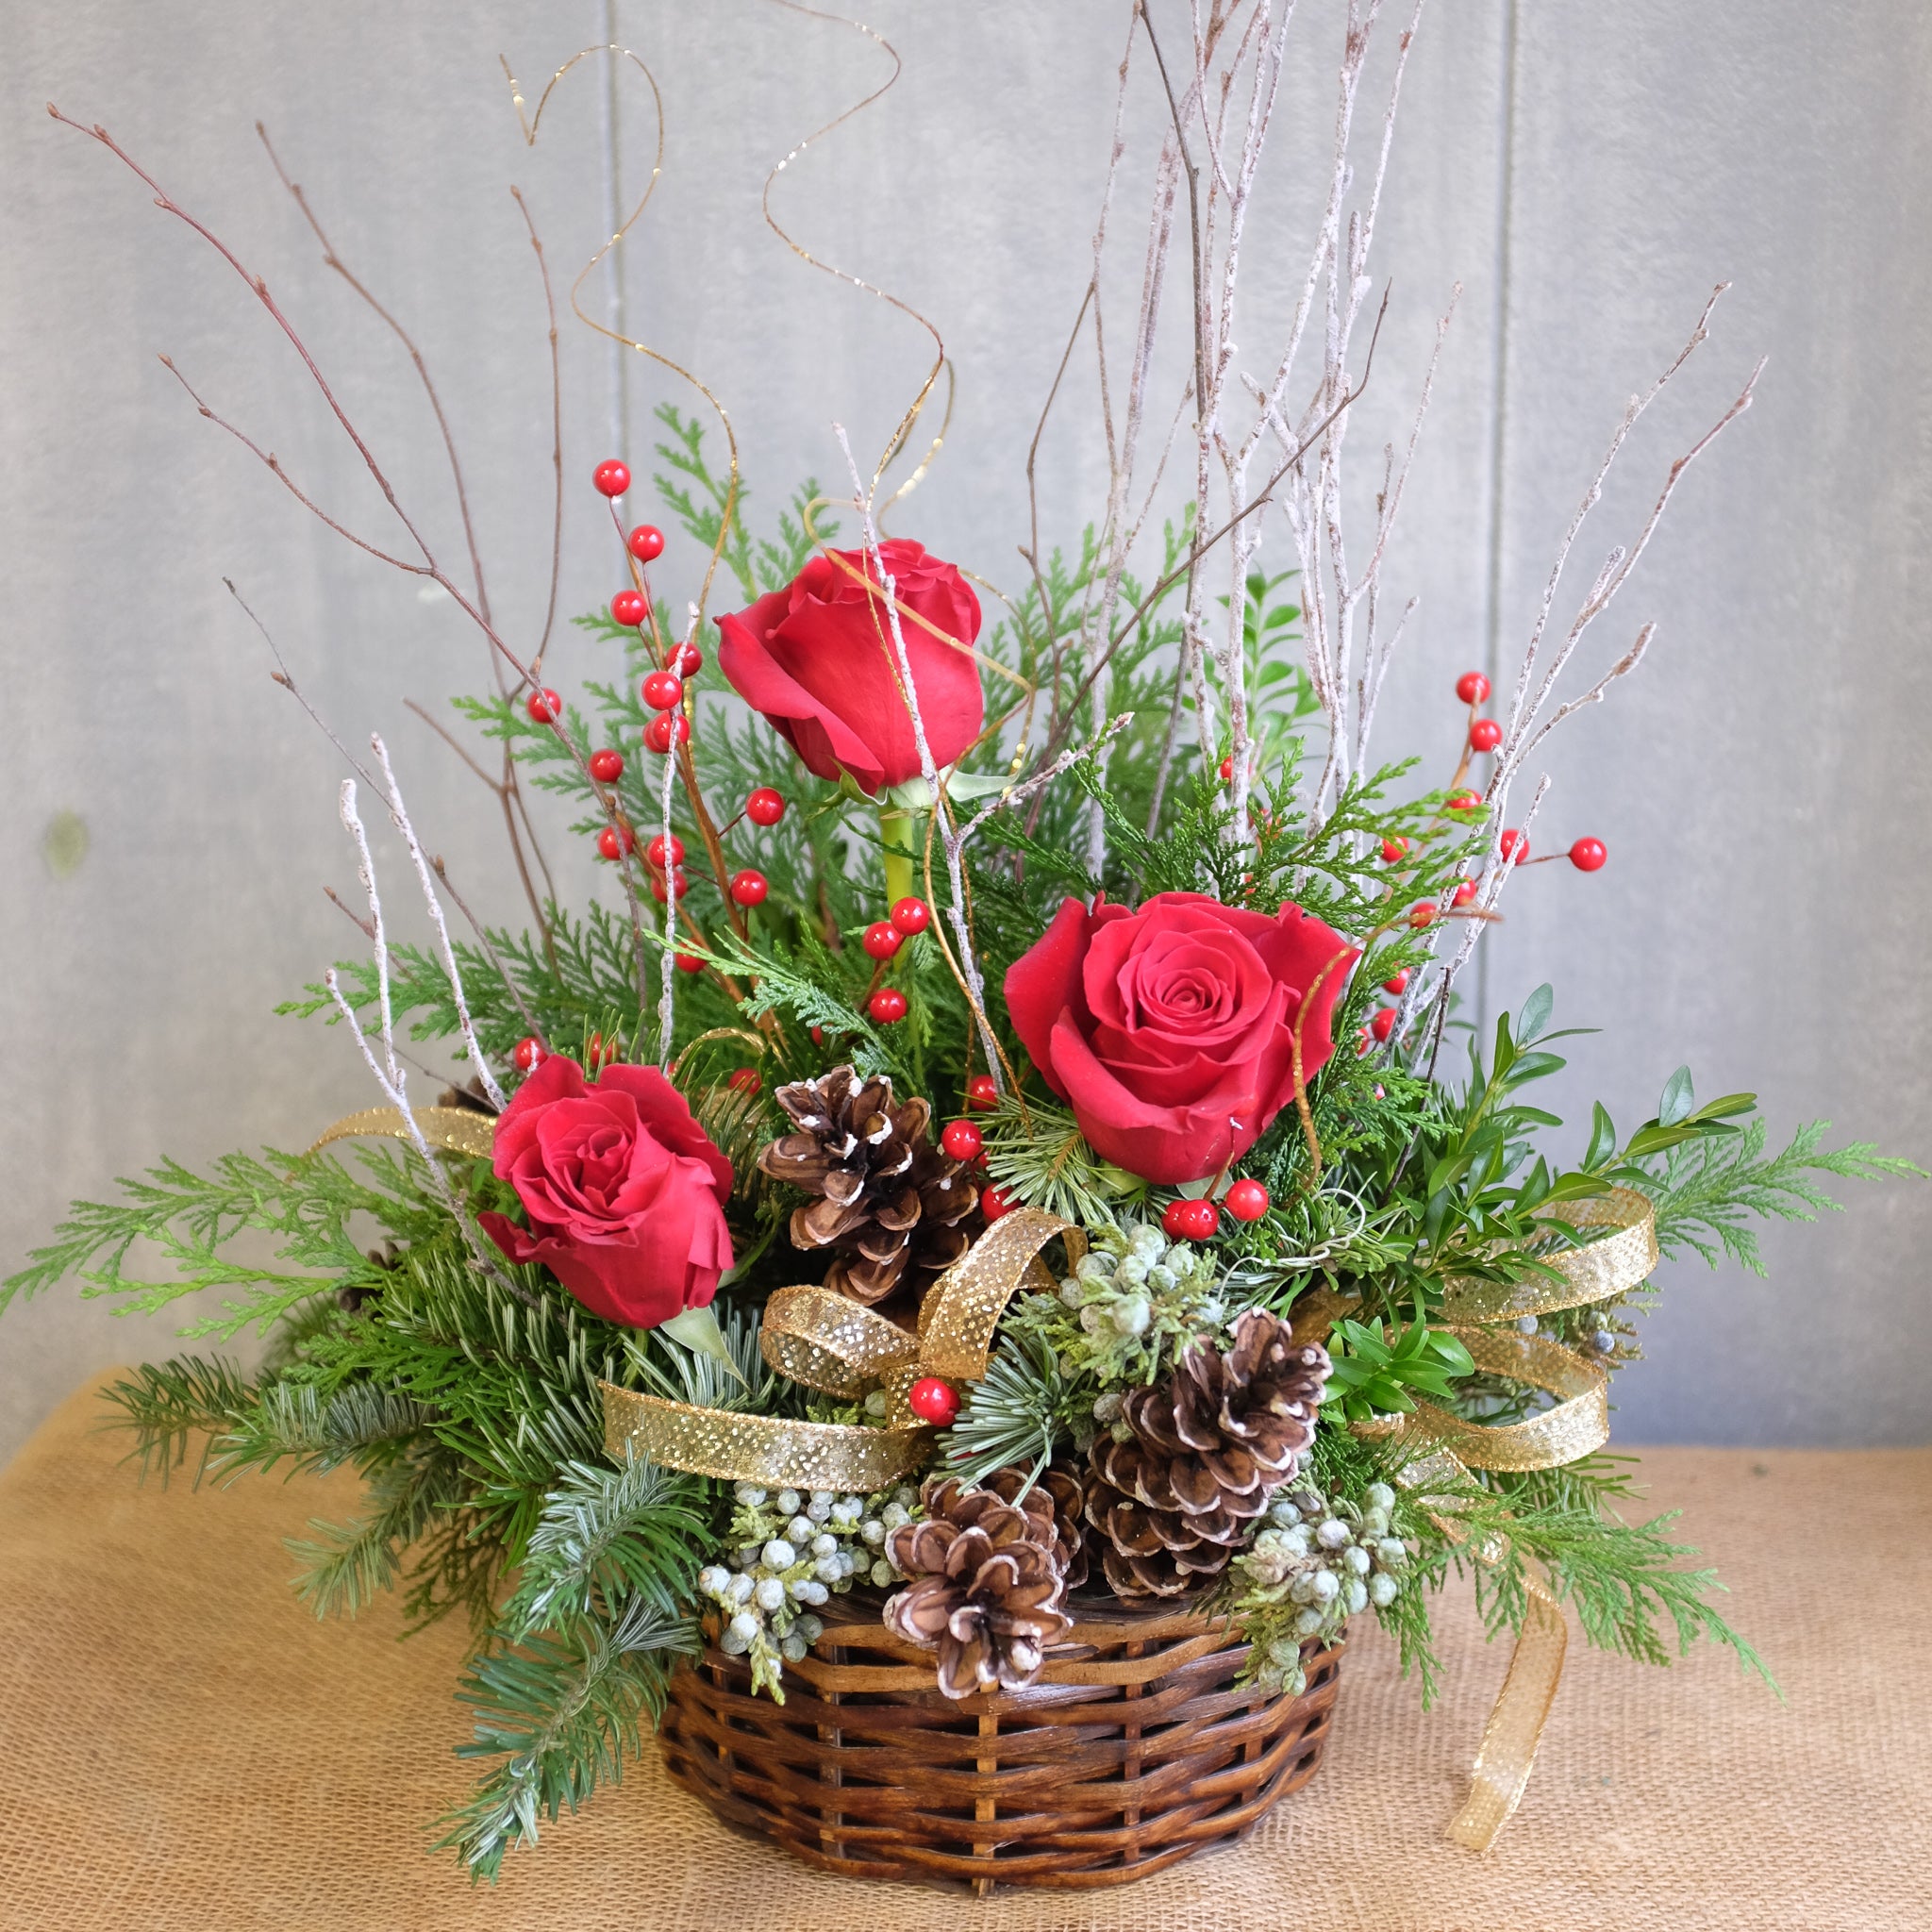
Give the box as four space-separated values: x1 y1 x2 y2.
864 898 931 1026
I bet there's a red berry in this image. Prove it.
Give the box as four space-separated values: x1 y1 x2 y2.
965 1074 999 1110
868 987 908 1024
512 1036 546 1073
527 688 561 724
1371 1007 1398 1042
1499 828 1529 865
980 1181 1014 1222
675 951 705 974
1383 969 1409 995
667 641 704 677
1468 718 1503 754
1447 789 1481 812
1452 881 1477 907
641 670 683 711
627 524 665 562
597 823 634 860
1408 901 1437 929
593 459 629 497
1570 836 1607 873
861 921 903 960
726 1068 761 1095
729 869 769 908
1456 671 1491 705
907 1375 960 1426
590 748 625 784
941 1120 984 1162
1381 836 1409 864
745 787 787 826
586 1029 622 1068
809 1024 824 1046
1224 1177 1270 1223
1177 1197 1221 1241
1161 1198 1191 1239
646 833 685 867
611 589 648 628
644 711 691 754
649 868 689 903
1218 756 1234 783
890 897 931 935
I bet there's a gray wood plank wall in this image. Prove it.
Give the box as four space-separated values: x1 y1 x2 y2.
3 2 1925 1458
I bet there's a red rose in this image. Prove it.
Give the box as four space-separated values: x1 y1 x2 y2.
716 539 983 795
477 1058 735 1329
1004 891 1358 1186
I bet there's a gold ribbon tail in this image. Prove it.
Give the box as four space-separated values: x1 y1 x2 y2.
1447 1559 1567 1851
307 1106 497 1161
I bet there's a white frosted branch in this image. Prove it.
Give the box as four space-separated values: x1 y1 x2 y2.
656 606 695 1069
370 734 505 1111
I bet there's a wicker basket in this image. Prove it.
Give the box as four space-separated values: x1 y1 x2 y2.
658 1591 1344 1895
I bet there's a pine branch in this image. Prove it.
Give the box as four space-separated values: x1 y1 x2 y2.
287 1445 464 1618
99 1356 258 1486
979 1093 1143 1226
1 1145 442 1335
1633 1120 1923 1273
436 1597 698 1880
499 1450 708 1637
941 1330 1080 1484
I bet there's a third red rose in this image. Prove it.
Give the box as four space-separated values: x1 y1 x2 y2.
1003 891 1357 1186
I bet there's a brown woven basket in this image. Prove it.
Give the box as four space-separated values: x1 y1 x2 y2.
658 1591 1344 1895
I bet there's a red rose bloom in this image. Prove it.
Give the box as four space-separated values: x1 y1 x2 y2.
477 1057 735 1329
716 539 983 795
1004 891 1358 1186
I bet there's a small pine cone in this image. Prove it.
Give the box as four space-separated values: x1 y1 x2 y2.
883 1475 1073 1697
1085 1310 1330 1601
979 1463 1090 1591
758 1066 980 1306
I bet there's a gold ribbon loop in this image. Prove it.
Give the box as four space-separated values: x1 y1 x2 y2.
601 1206 1074 1489
1397 1328 1611 1474
912 1206 1075 1382
307 1106 497 1162
600 1384 929 1491
758 1286 919 1398
1439 1186 1657 1324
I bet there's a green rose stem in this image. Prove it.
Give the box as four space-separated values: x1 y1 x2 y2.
880 804 919 911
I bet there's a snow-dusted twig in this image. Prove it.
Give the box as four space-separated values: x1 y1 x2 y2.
656 607 697 1069
955 714 1135 854
327 783 533 1304
370 735 505 1110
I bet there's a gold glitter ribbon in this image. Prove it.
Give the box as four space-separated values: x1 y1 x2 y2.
1337 1187 1657 1850
307 1107 497 1161
598 1386 929 1491
1438 1185 1658 1324
601 1207 1078 1489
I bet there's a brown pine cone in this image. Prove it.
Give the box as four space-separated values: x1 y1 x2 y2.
1084 1309 1330 1601
979 1463 1089 1591
883 1475 1074 1698
758 1066 979 1306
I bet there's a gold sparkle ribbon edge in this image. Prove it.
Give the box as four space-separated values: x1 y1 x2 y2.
307 1106 497 1162
602 1205 1079 1488
1345 1187 1657 1851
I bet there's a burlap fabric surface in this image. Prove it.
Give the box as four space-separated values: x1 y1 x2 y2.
1 1374 1926 1930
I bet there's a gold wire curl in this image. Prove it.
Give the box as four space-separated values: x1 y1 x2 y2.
499 43 741 625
